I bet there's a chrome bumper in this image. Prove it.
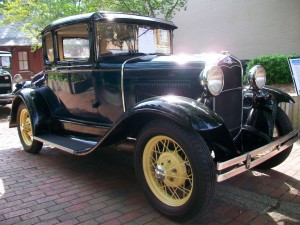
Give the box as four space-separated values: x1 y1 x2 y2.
216 129 300 182
0 93 14 104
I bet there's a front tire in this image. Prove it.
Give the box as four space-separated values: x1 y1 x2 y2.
17 103 43 153
256 107 293 169
134 119 215 222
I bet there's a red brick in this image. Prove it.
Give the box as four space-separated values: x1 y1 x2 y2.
36 194 61 203
250 215 272 225
228 221 244 225
225 208 242 219
56 218 78 225
64 202 90 213
102 219 122 225
117 211 142 223
96 212 122 223
270 188 287 198
235 210 258 223
4 208 32 219
20 209 48 220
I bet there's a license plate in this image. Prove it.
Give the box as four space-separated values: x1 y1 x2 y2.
0 83 11 87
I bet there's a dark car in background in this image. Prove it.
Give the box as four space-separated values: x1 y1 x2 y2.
9 12 299 221
0 51 14 106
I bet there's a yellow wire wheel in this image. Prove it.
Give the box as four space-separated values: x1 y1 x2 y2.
143 135 193 207
17 103 43 153
19 107 33 146
135 119 215 221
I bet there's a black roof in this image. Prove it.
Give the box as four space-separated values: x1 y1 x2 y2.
42 11 177 33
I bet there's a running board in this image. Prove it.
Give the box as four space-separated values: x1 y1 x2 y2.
34 134 97 154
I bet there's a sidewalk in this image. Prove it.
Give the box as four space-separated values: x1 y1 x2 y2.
0 104 300 225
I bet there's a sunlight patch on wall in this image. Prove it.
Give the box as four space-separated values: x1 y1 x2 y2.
0 179 5 197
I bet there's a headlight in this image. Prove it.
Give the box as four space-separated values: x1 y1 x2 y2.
201 65 224 96
248 65 266 89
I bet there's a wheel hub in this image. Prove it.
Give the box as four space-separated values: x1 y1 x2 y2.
156 152 187 187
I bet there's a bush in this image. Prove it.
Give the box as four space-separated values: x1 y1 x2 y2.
244 54 299 85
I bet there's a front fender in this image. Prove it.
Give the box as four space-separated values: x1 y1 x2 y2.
131 95 223 131
97 96 239 159
243 86 294 139
263 86 295 104
9 88 51 135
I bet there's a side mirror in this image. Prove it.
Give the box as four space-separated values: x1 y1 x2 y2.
13 74 23 83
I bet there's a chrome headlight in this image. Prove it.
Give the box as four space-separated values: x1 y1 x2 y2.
248 65 266 89
201 65 224 96
13 74 23 83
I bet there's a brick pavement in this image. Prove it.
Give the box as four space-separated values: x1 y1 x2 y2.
0 104 300 225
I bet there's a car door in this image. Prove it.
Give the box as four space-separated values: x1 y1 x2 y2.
45 23 103 126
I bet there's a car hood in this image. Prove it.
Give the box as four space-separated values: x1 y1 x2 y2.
123 53 229 72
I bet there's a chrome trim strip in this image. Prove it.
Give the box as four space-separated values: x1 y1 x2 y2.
221 87 243 93
121 56 142 112
63 121 107 136
216 129 299 182
46 69 121 74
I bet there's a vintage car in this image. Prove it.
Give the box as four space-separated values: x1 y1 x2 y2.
9 11 299 221
0 51 14 106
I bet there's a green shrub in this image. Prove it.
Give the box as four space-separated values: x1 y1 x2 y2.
244 54 299 85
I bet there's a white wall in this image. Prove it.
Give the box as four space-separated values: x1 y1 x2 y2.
172 0 300 59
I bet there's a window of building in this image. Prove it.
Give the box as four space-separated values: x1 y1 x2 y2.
18 51 29 71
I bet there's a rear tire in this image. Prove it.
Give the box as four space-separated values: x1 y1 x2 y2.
134 119 215 222
256 107 293 169
17 103 43 154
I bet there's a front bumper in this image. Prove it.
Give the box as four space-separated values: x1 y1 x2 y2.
0 93 14 105
216 129 300 182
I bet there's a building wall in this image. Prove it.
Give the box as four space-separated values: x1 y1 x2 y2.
0 46 43 80
172 0 300 59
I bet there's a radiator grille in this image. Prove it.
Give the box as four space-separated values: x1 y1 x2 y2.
0 75 12 94
133 81 191 103
214 88 243 133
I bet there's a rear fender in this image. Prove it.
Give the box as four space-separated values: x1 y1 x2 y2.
9 87 52 135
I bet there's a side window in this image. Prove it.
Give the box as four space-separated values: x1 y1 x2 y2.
63 38 89 59
57 24 90 61
45 32 54 62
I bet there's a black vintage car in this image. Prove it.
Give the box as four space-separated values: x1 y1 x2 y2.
9 12 299 221
0 51 14 106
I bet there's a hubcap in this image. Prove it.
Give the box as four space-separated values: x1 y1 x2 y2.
143 135 193 207
154 165 165 181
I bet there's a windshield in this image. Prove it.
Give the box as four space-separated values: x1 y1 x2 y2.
95 22 172 58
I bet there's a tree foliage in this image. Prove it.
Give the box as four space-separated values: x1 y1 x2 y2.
0 0 187 48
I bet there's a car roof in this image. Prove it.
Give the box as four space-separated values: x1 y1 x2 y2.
42 11 177 34
0 51 12 57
